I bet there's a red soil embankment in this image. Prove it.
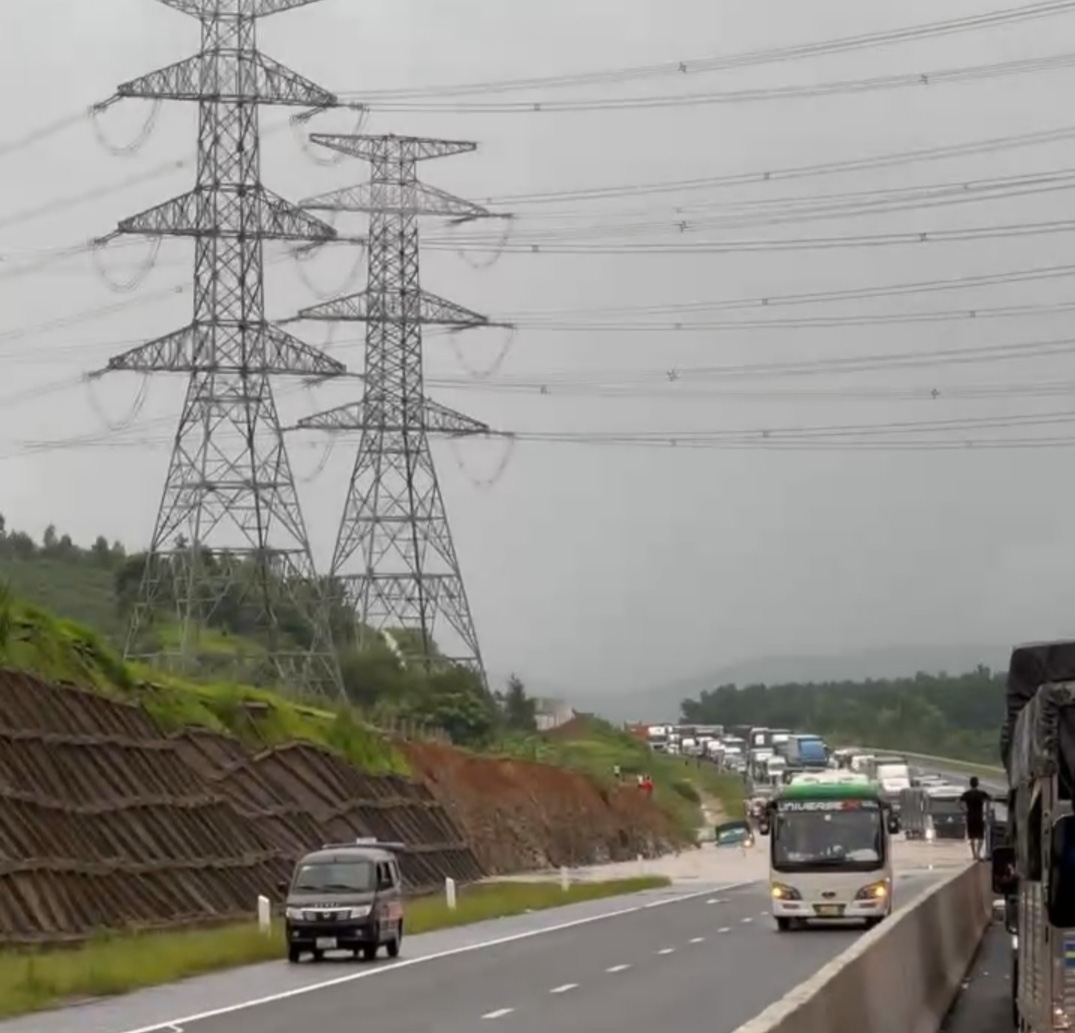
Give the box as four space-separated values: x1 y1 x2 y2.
400 740 685 873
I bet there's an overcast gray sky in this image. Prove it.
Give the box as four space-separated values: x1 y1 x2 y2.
3 0 1075 700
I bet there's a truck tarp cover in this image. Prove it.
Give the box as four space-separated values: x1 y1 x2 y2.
1003 641 1075 784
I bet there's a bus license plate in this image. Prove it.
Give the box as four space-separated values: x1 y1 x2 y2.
814 905 844 917
315 937 338 950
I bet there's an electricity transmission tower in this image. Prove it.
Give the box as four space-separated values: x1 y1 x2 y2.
99 0 347 698
295 133 502 687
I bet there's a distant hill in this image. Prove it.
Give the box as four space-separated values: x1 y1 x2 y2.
582 643 1009 723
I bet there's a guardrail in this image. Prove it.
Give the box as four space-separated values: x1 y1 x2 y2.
734 862 992 1033
858 747 1004 778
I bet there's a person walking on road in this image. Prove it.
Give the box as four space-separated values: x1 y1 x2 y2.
960 776 991 861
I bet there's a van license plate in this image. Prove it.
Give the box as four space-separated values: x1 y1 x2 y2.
315 937 337 950
814 905 843 917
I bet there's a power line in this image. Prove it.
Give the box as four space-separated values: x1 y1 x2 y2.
341 1 1075 100
485 123 1075 207
353 50 1075 114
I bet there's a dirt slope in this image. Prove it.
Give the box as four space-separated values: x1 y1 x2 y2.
401 741 685 872
0 670 681 945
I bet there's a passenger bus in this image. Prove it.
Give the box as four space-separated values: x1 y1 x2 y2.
761 776 898 931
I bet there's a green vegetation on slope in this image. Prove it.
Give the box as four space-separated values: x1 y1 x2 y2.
498 715 744 832
681 666 1002 766
0 876 669 1019
0 585 406 774
0 517 540 749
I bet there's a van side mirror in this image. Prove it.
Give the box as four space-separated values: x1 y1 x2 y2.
991 845 1017 896
1048 815 1075 927
277 879 290 896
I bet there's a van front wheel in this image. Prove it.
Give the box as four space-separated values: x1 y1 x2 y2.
775 917 792 932
387 924 402 959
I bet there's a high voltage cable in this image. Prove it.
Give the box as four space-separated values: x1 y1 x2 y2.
435 215 1075 256
7 118 1075 244
509 299 1075 332
10 160 1075 284
17 407 1075 460
341 2 1075 100
430 168 1075 247
427 334 1075 391
8 254 1075 358
486 123 1075 207
351 51 1075 114
2 0 1070 163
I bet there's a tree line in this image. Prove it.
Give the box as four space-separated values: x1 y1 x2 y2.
680 666 1005 765
0 516 540 747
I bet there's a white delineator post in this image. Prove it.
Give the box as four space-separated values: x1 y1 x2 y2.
560 866 570 892
445 876 457 910
257 894 271 934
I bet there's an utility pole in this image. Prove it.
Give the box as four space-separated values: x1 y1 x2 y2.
97 0 347 698
295 134 504 688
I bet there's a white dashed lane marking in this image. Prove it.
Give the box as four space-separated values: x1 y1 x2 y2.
689 936 705 944
607 964 632 973
741 917 753 924
657 947 676 955
483 1008 515 1019
550 983 578 994
718 926 732 933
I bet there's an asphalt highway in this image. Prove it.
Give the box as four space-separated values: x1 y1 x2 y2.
14 870 949 1033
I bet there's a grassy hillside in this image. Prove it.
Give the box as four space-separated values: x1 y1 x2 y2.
0 588 406 774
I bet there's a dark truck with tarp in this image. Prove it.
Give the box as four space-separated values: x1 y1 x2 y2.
991 640 1075 1031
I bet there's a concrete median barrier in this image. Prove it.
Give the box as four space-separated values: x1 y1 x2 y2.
733 862 992 1033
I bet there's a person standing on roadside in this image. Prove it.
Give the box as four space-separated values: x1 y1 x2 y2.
960 776 991 861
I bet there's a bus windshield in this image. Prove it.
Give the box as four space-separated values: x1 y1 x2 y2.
771 799 885 872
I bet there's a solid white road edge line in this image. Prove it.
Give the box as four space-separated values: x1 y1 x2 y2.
113 881 758 1033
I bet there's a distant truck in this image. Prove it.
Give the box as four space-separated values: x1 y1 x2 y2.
785 734 829 770
872 756 912 812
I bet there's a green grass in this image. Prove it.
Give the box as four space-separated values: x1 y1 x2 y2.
497 717 744 834
0 877 669 1018
0 595 407 775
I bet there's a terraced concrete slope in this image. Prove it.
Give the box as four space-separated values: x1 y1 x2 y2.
0 670 683 945
0 670 480 945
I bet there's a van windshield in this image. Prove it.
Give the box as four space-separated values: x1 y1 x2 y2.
293 860 375 893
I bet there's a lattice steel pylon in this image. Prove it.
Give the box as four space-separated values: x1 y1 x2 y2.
99 0 348 698
294 134 504 687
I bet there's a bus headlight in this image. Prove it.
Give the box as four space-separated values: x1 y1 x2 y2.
854 881 889 901
771 883 801 901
